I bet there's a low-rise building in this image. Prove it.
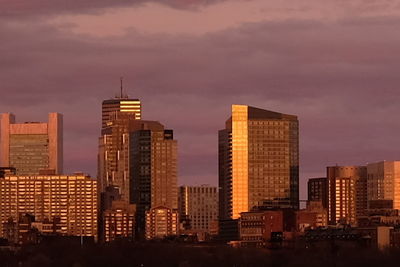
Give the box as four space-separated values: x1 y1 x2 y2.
145 206 179 240
103 201 136 242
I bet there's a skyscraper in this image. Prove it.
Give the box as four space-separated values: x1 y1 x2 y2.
367 161 400 210
219 105 299 220
102 98 141 130
327 166 367 225
130 121 178 235
0 113 63 175
178 185 218 232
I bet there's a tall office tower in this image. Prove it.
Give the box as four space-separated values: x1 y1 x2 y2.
145 206 179 240
98 113 138 201
218 105 299 220
102 98 141 130
0 173 98 239
178 185 218 232
327 166 367 225
308 177 328 209
130 121 178 235
0 113 63 175
367 161 400 210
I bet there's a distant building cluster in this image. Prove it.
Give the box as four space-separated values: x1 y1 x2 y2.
1 91 400 250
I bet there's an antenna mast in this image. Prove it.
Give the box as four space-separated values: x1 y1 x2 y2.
120 77 123 98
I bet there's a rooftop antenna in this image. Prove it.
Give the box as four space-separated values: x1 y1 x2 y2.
120 77 124 98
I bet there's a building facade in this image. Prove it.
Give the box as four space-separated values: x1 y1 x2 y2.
308 177 328 209
178 185 218 232
0 113 63 175
0 174 98 239
130 121 178 235
102 98 141 130
145 206 179 240
327 166 367 225
367 161 400 211
103 201 136 242
219 105 299 220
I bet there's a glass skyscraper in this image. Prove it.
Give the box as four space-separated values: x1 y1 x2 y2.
219 105 299 220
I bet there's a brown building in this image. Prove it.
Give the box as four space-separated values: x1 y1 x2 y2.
296 201 328 232
178 185 218 233
101 97 141 130
367 161 400 211
327 166 367 225
219 105 299 222
145 206 179 240
0 113 63 175
130 121 178 236
98 113 139 202
0 173 98 239
3 214 62 245
308 177 327 209
103 201 136 242
239 209 296 248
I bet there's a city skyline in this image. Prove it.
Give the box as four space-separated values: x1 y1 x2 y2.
3 1 400 203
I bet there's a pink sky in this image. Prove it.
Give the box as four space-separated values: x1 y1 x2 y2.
2 0 400 200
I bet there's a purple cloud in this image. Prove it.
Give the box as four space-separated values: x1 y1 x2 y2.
2 11 400 200
0 0 226 17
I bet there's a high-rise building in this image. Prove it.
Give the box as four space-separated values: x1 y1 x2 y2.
367 161 400 210
130 121 178 235
178 185 218 232
103 200 136 242
145 206 179 240
219 105 299 220
0 173 97 239
98 113 138 201
308 177 328 209
102 98 141 130
327 166 367 225
0 113 63 175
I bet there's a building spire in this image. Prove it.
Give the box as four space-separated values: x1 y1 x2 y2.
120 77 123 98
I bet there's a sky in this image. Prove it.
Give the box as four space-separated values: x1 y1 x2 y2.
2 0 400 200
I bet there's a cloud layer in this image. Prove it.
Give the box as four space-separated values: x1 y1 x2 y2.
2 1 400 199
0 0 225 17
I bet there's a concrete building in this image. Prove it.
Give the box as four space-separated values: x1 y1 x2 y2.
327 166 367 225
0 173 98 239
0 113 63 175
145 206 179 240
219 105 299 221
308 177 328 209
178 185 218 232
103 201 136 242
367 161 400 211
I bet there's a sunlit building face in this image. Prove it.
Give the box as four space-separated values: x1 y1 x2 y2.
0 113 63 176
219 105 299 220
0 174 98 239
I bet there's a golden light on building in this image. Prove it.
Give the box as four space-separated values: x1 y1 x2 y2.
145 206 179 240
103 201 136 242
0 173 98 239
327 166 367 225
0 113 63 175
367 161 400 210
219 105 299 220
